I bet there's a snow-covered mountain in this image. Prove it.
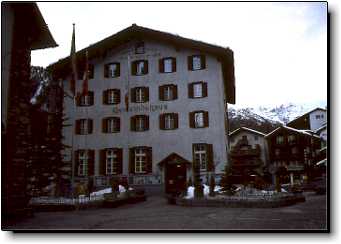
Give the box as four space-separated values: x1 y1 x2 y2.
228 102 327 134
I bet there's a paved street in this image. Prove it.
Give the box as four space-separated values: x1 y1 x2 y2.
7 193 327 231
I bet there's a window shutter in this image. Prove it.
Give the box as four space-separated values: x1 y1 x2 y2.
202 82 208 97
159 59 164 73
131 61 136 75
201 55 206 69
172 57 176 72
188 83 194 98
87 119 93 134
146 147 153 174
130 116 136 131
104 64 109 78
159 114 165 130
116 148 123 174
174 113 179 129
88 150 95 176
206 144 214 172
131 88 136 103
103 90 108 105
173 85 178 99
129 148 135 174
159 86 164 101
144 87 149 102
144 60 148 74
189 112 195 128
145 115 149 130
76 93 81 106
89 91 94 105
188 56 193 70
116 63 121 77
116 117 121 132
115 89 121 104
204 111 209 127
74 150 79 176
100 149 106 175
75 120 80 134
102 118 107 133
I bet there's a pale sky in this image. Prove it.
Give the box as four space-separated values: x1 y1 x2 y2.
31 2 327 107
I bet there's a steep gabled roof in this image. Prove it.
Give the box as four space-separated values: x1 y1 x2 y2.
287 107 327 126
8 3 58 50
265 125 320 139
229 127 266 137
47 24 235 103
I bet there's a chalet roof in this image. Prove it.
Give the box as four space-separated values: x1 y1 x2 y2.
229 127 266 137
47 24 235 103
265 125 320 139
315 123 327 134
287 107 327 126
9 3 58 50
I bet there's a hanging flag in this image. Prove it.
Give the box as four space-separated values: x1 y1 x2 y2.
82 50 89 96
70 23 77 96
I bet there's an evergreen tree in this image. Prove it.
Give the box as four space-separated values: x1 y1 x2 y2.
220 163 235 195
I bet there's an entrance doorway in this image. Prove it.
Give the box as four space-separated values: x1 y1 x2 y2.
165 162 187 194
158 153 190 194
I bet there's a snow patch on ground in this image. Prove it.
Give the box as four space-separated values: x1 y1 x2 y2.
184 185 222 199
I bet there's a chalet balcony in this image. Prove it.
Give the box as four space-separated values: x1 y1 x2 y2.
230 148 261 157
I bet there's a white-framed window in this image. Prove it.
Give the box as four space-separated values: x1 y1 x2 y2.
78 150 88 176
193 83 203 98
194 144 207 170
107 90 119 104
164 86 173 100
164 58 173 73
135 148 146 173
107 117 120 133
194 112 204 128
136 116 144 131
135 87 144 103
254 135 258 141
80 95 90 106
192 56 202 70
108 63 120 77
79 119 88 135
106 149 118 175
165 114 175 130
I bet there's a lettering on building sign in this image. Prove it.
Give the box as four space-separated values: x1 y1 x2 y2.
113 104 168 114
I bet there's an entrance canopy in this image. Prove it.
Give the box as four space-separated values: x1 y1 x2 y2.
158 153 191 167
